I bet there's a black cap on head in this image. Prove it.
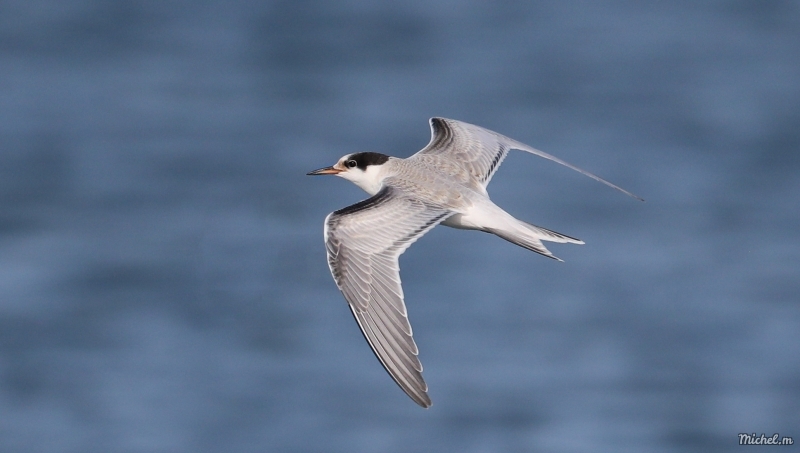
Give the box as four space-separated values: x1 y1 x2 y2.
348 152 389 170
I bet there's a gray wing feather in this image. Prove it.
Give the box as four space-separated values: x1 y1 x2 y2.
325 185 451 407
415 117 643 200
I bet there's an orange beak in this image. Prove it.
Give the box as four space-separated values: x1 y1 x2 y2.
307 166 342 176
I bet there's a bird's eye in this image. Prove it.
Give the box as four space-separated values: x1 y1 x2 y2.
345 159 357 168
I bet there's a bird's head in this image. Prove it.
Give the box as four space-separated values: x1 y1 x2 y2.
307 152 390 195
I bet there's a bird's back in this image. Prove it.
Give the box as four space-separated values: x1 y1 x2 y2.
385 157 483 210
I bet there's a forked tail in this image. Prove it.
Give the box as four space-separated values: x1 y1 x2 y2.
486 219 583 261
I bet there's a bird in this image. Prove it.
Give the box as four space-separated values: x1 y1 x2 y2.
307 117 642 408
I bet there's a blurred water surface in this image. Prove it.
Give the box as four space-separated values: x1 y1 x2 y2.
1 1 798 452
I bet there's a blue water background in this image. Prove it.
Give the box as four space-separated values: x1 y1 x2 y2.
1 1 798 451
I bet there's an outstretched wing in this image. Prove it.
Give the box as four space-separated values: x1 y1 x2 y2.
415 117 643 200
324 185 451 407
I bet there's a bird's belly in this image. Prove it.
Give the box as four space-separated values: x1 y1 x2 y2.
441 201 510 231
441 214 473 230
441 211 493 231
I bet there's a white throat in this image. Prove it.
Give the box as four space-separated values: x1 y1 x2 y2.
338 164 385 195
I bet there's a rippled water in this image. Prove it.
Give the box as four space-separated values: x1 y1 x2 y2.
1 1 798 452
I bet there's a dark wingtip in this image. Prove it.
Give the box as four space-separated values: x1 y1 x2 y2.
414 394 432 408
613 186 644 202
629 192 645 202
